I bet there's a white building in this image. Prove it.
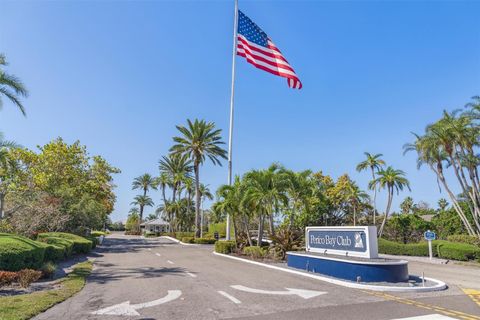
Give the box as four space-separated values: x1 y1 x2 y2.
141 217 170 233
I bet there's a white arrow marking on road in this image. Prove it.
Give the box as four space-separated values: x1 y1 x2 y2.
186 272 197 278
230 285 326 299
167 260 174 264
155 253 161 257
91 290 182 316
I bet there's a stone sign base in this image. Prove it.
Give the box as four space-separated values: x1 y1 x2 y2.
287 251 409 283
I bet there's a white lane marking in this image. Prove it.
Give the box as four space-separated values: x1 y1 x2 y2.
148 248 152 251
391 315 458 320
230 285 326 299
167 260 174 264
155 253 161 257
92 290 182 316
186 272 197 278
218 291 241 304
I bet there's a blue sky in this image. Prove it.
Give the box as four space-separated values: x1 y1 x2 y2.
1 1 479 222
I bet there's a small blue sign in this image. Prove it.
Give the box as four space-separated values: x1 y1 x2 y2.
424 230 436 241
307 230 367 252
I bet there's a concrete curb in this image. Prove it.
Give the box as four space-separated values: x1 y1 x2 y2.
213 251 447 292
160 236 197 246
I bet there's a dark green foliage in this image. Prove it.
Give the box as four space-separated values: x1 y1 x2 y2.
214 240 236 254
38 237 74 257
193 238 216 244
181 237 194 243
270 226 303 260
383 214 432 244
378 238 434 256
42 243 66 262
431 208 467 239
37 232 92 254
437 241 480 261
243 246 266 259
446 234 480 247
0 235 46 271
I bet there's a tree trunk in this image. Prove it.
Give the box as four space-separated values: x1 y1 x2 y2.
0 193 5 219
257 213 264 247
243 214 253 247
194 163 201 238
139 205 144 223
371 168 377 225
268 209 275 237
378 187 393 237
353 204 356 227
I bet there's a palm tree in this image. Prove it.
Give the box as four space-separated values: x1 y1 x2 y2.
170 119 227 238
214 178 244 244
437 198 449 211
158 154 192 202
199 183 213 237
156 172 171 205
356 152 385 225
131 195 154 222
0 54 28 116
282 169 313 230
369 166 410 237
132 173 157 197
345 181 369 226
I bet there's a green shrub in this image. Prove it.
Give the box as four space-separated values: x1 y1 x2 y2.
144 231 157 238
194 238 216 244
437 241 480 261
38 237 74 258
43 243 66 262
40 262 57 279
378 238 436 256
181 237 195 243
37 233 92 254
90 231 106 237
446 235 480 247
208 222 227 238
214 240 236 254
243 246 266 259
174 232 194 239
17 269 42 288
86 236 98 249
0 271 18 287
0 235 46 271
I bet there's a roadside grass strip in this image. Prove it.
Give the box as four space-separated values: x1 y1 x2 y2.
212 251 446 292
365 291 480 320
0 260 93 320
462 289 480 308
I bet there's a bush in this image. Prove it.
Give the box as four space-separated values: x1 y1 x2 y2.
194 238 216 244
144 231 157 238
181 237 195 243
174 232 194 239
437 241 480 261
208 222 227 238
243 246 266 259
43 243 66 262
214 240 236 254
85 236 98 249
0 235 46 271
17 269 42 288
446 235 480 247
37 233 92 254
38 237 74 258
0 271 18 287
40 262 57 279
90 231 106 237
378 238 436 256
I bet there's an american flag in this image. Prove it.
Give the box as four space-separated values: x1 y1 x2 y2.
236 10 302 89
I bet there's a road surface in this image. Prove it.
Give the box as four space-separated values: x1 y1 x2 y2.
34 234 480 320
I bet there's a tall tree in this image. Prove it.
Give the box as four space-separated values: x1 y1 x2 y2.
0 54 28 116
356 152 385 225
170 119 227 238
131 195 154 222
369 166 410 237
0 134 20 219
132 173 157 197
158 154 192 202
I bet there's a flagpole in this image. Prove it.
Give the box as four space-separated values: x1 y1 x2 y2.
226 0 239 241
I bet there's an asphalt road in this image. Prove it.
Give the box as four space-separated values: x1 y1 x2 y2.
34 234 480 320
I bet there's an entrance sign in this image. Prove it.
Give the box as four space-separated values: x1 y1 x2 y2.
306 226 378 259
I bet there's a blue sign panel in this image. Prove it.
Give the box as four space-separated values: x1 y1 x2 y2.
308 230 367 252
424 231 436 241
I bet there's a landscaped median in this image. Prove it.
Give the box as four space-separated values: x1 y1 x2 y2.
0 261 93 320
0 232 99 320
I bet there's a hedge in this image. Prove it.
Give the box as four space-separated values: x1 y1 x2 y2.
214 240 236 254
174 232 194 239
39 237 74 258
437 241 480 261
379 238 480 261
90 231 107 237
446 235 480 247
181 237 195 244
37 232 92 254
194 238 216 244
0 235 46 271
243 246 266 259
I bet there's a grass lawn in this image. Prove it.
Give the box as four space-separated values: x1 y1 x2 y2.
0 261 93 320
